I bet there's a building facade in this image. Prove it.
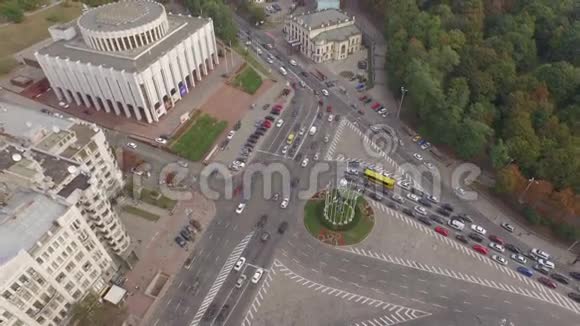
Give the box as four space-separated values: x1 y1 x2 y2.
0 191 115 326
0 102 130 255
284 9 362 63
35 0 219 124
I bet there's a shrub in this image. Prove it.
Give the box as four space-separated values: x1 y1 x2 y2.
522 206 541 225
551 223 578 242
0 1 24 23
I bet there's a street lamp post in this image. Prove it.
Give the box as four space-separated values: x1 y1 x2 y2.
518 177 538 204
396 86 407 119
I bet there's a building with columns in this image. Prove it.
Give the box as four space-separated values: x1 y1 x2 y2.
35 0 219 124
284 9 362 63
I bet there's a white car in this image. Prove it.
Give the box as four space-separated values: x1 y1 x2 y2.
321 89 329 96
155 137 167 144
226 130 235 140
488 242 505 253
301 158 309 167
370 125 380 132
413 205 427 216
280 198 289 208
413 153 423 161
235 202 246 214
256 48 262 55
289 59 297 66
448 219 465 231
424 162 434 169
538 258 555 269
281 145 289 154
127 142 137 149
531 248 550 260
328 114 334 122
391 194 404 204
491 255 508 266
313 152 320 161
420 142 431 150
455 187 466 196
397 181 412 191
266 57 274 64
470 224 487 235
406 193 420 202
299 127 305 136
426 195 439 203
501 222 515 233
252 268 264 284
276 119 284 127
235 274 247 288
511 254 527 265
233 257 246 271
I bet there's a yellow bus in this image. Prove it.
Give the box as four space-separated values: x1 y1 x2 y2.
287 133 295 144
364 168 395 190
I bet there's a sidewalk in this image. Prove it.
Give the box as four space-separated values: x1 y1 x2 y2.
121 193 216 324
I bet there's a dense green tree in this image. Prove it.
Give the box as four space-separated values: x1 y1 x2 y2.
404 59 444 119
534 62 580 104
454 118 494 158
536 145 580 189
490 139 511 169
0 0 23 23
446 77 470 110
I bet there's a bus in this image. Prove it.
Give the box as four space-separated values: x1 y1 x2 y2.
363 168 395 190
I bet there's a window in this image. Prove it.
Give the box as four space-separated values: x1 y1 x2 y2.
72 290 82 299
56 273 66 283
2 291 12 300
10 283 20 292
36 316 46 324
74 251 84 262
18 275 29 284
66 246 73 254
75 272 83 282
51 262 58 270
42 252 49 260
47 246 54 254
58 236 65 244
36 257 44 265
46 267 53 275
81 280 90 289
65 262 75 273
64 282 74 291
70 241 78 249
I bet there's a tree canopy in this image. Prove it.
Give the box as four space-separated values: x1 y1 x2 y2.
373 0 580 192
184 0 238 43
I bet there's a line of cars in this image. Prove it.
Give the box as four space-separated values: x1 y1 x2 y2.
359 95 389 118
174 219 203 248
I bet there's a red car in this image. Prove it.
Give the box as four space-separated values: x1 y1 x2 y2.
262 120 272 128
473 244 489 255
272 104 283 110
318 99 323 106
434 226 449 237
488 235 505 245
538 276 557 289
327 105 332 113
359 95 367 101
371 102 381 110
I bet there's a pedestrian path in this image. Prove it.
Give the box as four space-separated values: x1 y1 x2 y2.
242 259 432 326
189 232 254 326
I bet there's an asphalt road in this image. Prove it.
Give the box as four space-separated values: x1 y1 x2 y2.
144 16 580 326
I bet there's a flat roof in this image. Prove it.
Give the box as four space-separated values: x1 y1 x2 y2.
78 1 164 33
37 15 210 73
58 173 91 198
60 124 98 159
313 24 361 42
294 9 351 29
103 285 127 304
0 191 68 265
30 149 79 186
0 101 74 143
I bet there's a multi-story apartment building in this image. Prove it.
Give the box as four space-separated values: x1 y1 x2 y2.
0 191 115 326
284 9 362 63
0 102 130 254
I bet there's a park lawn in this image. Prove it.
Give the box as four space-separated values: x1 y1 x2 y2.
171 114 227 161
122 205 160 222
0 2 82 72
232 66 262 94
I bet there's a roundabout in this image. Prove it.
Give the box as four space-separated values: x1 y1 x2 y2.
304 186 375 246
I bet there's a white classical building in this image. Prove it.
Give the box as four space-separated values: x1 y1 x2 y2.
35 0 219 124
284 9 362 63
0 191 115 326
0 102 130 255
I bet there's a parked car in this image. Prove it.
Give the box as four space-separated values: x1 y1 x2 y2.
278 221 288 234
174 236 186 248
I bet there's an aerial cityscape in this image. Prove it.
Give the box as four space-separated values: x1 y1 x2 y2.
0 0 578 326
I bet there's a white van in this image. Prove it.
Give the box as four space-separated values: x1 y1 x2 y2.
530 248 550 260
279 67 287 76
448 219 465 231
309 126 317 135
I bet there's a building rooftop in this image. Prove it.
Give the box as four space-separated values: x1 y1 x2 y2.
58 173 91 198
313 24 361 43
60 124 98 159
30 149 79 186
0 101 74 144
0 143 24 171
0 191 68 265
37 14 210 73
294 9 352 29
78 0 165 33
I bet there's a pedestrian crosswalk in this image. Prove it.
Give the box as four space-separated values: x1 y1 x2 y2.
325 119 347 161
241 262 276 326
189 232 254 326
342 214 580 316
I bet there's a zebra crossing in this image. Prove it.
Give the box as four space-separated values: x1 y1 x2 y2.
241 260 431 326
325 119 347 161
241 262 276 326
189 232 254 326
